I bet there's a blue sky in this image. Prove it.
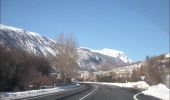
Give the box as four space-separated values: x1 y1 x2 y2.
1 0 169 61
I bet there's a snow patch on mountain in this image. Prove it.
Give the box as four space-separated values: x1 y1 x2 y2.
91 48 132 63
91 48 124 57
0 24 23 31
0 24 57 57
80 47 132 63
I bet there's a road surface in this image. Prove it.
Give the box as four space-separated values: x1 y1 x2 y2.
20 83 160 100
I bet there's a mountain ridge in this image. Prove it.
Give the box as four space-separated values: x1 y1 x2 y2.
0 24 132 71
79 47 132 63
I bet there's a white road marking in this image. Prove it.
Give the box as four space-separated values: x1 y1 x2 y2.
23 85 85 100
79 85 98 100
133 93 141 100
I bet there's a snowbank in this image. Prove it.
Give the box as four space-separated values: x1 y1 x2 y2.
82 81 149 90
142 84 170 100
82 81 170 100
101 81 149 90
165 53 170 58
0 84 80 100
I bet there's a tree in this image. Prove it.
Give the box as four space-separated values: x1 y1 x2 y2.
130 67 140 82
0 45 51 91
146 56 149 60
55 33 79 83
143 58 163 85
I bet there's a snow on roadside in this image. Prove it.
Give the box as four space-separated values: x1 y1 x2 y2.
101 81 149 90
165 53 170 58
142 84 170 100
82 81 149 90
0 84 80 100
82 81 170 100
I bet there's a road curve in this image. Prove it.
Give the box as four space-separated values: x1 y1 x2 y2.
21 83 160 100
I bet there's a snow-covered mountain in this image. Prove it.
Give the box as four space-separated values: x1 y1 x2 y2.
77 48 129 71
0 24 132 71
0 24 57 57
81 47 132 63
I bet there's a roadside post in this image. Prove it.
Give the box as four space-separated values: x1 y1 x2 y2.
167 74 170 88
141 76 145 81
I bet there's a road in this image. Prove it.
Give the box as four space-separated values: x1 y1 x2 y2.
21 83 160 100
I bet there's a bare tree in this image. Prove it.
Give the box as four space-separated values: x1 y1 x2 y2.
143 57 164 85
55 33 78 83
0 45 51 91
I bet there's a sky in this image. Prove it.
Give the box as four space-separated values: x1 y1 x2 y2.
1 0 169 61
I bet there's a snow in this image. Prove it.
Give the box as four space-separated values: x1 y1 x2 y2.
142 84 170 100
82 81 149 90
79 47 132 63
0 84 80 100
82 81 170 100
0 24 40 38
165 53 170 58
45 46 57 57
1 24 58 58
29 32 42 38
110 81 149 90
0 24 23 31
91 48 124 58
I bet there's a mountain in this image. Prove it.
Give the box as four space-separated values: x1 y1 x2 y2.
0 24 132 71
77 48 130 71
0 24 57 57
82 47 132 63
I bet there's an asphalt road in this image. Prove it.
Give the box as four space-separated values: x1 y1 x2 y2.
21 83 160 100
